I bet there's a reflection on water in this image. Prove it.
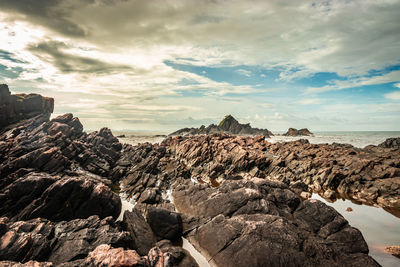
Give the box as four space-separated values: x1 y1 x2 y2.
313 194 400 267
182 238 211 267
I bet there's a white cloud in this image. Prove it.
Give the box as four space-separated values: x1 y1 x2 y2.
1 0 400 130
385 91 400 100
306 70 400 93
296 98 324 105
236 69 252 77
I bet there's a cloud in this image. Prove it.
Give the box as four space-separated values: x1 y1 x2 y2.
236 69 252 77
0 0 400 131
28 41 133 74
306 70 400 93
0 0 87 36
385 91 400 100
296 98 324 105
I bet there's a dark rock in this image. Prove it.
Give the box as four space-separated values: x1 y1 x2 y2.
283 127 313 136
172 178 379 267
0 172 121 222
122 208 157 256
169 114 273 137
378 137 400 149
156 240 198 267
0 84 54 129
147 207 183 241
0 215 131 264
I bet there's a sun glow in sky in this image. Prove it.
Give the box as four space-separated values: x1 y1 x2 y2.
0 0 399 132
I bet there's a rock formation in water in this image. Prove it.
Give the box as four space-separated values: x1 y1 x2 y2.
283 127 313 136
2 85 398 266
169 114 273 137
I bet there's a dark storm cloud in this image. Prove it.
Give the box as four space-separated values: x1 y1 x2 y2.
0 0 88 36
28 41 132 74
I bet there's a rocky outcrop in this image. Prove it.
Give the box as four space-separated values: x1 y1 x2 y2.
0 172 121 222
171 178 378 267
169 115 273 137
1 86 398 266
160 134 400 210
378 137 400 149
283 127 313 136
0 215 131 264
0 84 54 129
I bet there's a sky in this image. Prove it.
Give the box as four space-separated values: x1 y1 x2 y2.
0 0 399 132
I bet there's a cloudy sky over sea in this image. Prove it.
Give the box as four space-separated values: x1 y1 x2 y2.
0 0 399 132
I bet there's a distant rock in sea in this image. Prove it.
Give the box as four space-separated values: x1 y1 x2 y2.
283 127 313 136
169 114 273 137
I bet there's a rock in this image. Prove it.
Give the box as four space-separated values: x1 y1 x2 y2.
0 172 121 222
0 84 54 129
385 246 400 258
378 137 400 149
283 128 313 136
83 244 144 266
0 215 132 264
156 240 198 267
169 114 273 137
122 209 157 256
147 207 183 241
346 207 353 212
0 261 54 267
171 179 379 267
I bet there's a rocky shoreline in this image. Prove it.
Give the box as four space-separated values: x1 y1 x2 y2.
1 85 399 266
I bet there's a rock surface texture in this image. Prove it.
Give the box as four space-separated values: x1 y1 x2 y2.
1 86 398 266
169 114 273 137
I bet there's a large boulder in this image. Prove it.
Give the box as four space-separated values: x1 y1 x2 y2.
172 178 379 267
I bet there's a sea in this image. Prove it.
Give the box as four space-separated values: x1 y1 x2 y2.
115 131 400 267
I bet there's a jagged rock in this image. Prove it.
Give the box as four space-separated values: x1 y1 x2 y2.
172 178 379 267
378 137 400 149
160 134 400 210
147 207 183 241
0 172 121 222
0 216 131 264
122 208 157 256
83 244 144 266
169 115 272 137
283 127 313 136
0 84 54 129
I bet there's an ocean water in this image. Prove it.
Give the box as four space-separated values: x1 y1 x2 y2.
268 131 400 148
314 195 400 267
115 131 400 266
115 131 400 148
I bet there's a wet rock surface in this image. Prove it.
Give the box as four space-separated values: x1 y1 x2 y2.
169 114 273 137
172 178 378 267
